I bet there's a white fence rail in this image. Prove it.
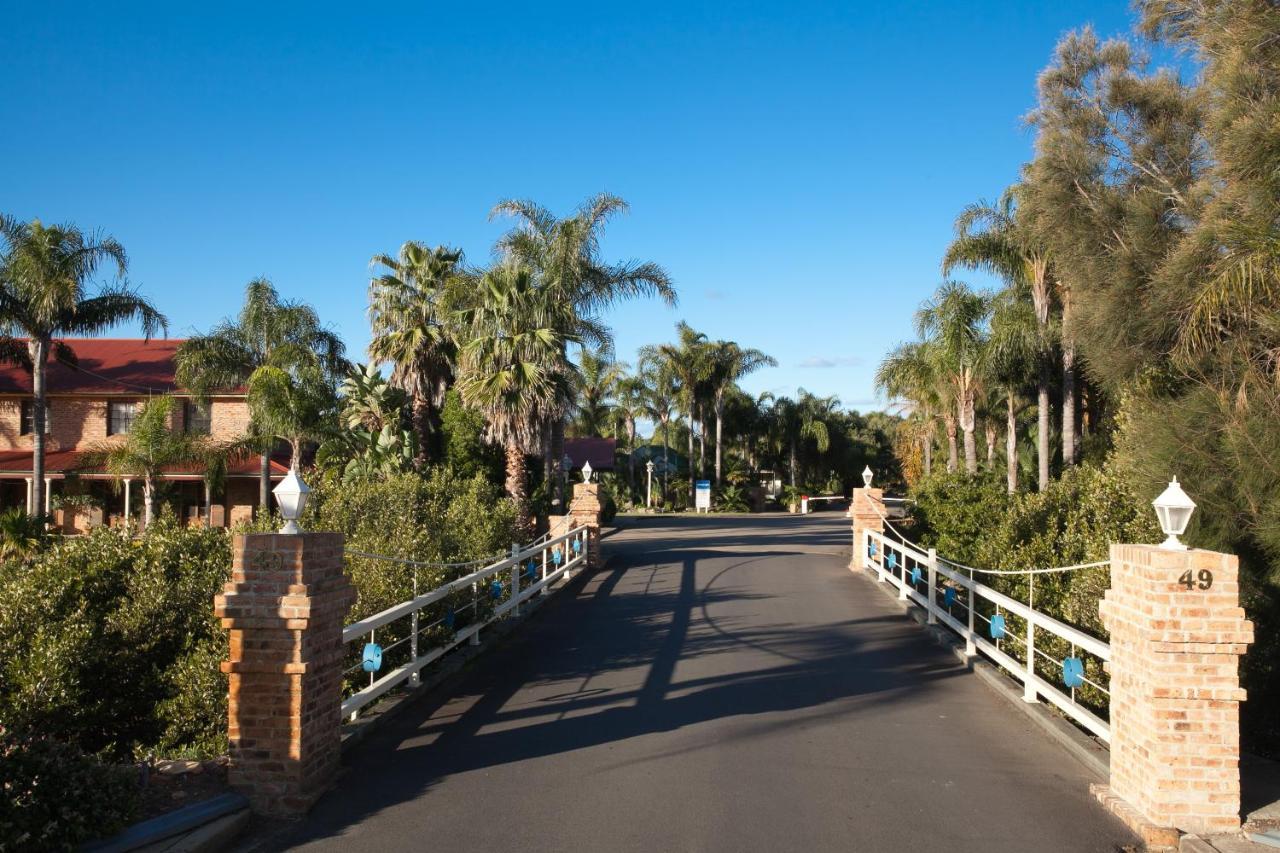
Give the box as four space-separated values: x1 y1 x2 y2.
861 528 1112 742
340 524 590 719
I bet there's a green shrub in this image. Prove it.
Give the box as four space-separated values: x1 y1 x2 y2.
910 470 1009 566
0 725 139 852
714 484 750 513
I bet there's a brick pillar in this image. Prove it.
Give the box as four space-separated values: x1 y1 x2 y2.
214 532 355 818
1098 544 1254 837
848 487 884 570
549 483 604 568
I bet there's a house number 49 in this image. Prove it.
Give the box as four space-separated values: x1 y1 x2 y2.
1178 569 1213 590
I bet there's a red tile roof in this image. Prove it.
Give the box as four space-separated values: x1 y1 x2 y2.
0 338 197 396
564 437 616 471
0 449 287 478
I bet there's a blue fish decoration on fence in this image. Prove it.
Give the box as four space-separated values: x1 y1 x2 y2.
1063 657 1085 689
527 561 538 579
552 548 563 565
989 614 1006 639
362 643 383 673
573 538 582 555
886 552 897 569
869 541 878 557
444 608 456 629
944 587 957 608
910 566 921 585
490 580 503 600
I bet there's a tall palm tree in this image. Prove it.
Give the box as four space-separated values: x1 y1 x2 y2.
986 286 1039 493
80 395 224 527
174 278 347 509
705 341 775 485
0 216 167 517
611 374 647 494
639 323 711 504
455 263 578 536
772 391 834 488
915 281 991 475
491 193 676 511
942 188 1055 489
368 242 465 467
875 340 942 476
571 345 624 437
638 359 679 502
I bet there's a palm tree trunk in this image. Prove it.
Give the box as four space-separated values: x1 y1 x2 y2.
944 415 958 472
1062 343 1077 467
963 427 977 474
550 417 565 513
714 397 724 486
1006 393 1018 494
697 406 705 478
505 441 531 537
1037 364 1050 492
661 421 670 504
412 394 431 469
985 423 996 467
259 452 271 511
143 476 155 528
627 419 637 497
789 439 798 488
922 431 933 477
687 416 696 506
29 338 47 519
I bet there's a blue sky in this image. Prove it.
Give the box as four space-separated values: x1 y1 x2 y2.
1 1 1138 412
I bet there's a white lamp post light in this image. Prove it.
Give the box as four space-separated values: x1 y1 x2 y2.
582 460 593 483
1153 476 1196 551
273 466 311 535
862 465 874 488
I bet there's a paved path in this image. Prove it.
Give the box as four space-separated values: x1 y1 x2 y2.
269 514 1137 852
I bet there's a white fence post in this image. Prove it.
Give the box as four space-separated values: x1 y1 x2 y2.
926 548 938 625
409 571 420 687
540 546 549 596
470 580 480 645
965 569 976 657
1023 575 1037 703
510 543 521 616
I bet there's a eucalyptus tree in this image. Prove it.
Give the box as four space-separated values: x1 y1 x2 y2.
368 242 466 467
640 322 712 502
571 345 624 437
175 278 347 508
915 281 991 475
455 263 579 536
706 341 776 485
771 391 834 488
875 341 942 476
0 216 167 517
80 395 225 527
942 188 1054 490
491 193 676 510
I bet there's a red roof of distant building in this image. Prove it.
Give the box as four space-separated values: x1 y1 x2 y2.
564 437 616 471
0 338 192 396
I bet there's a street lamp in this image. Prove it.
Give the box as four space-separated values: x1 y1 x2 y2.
273 466 311 535
582 460 593 482
862 465 873 488
1153 476 1196 550
646 459 655 508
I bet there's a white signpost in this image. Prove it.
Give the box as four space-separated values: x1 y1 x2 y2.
695 480 712 513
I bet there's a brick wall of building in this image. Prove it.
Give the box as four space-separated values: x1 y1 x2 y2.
0 394 251 453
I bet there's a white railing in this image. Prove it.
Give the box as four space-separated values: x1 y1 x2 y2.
861 527 1112 742
340 524 590 719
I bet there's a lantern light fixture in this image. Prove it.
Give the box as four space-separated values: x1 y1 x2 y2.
273 466 311 535
862 465 873 488
1152 476 1196 550
582 460 593 482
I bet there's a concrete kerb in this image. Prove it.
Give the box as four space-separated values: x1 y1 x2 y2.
857 559 1112 782
339 548 615 754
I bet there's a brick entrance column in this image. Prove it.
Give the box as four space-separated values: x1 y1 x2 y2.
214 532 355 817
549 483 604 569
1097 544 1254 839
848 487 884 570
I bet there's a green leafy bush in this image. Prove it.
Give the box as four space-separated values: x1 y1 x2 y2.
714 484 750 513
910 470 1010 566
0 725 139 852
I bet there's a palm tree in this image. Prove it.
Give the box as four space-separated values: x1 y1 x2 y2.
174 278 346 509
772 391 834 488
368 242 465 467
571 345 624 437
247 361 341 469
612 374 647 494
942 188 1055 489
491 193 676 511
875 341 942 476
640 323 711 504
0 216 167 517
915 281 991 475
705 341 776 485
638 359 679 502
986 286 1039 493
80 395 224 527
455 263 578 536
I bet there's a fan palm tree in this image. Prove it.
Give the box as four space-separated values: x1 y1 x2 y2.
455 263 578 536
875 340 942 476
0 216 167 517
705 341 776 485
639 323 711 503
368 242 465 467
491 193 676 510
915 281 991 475
771 391 834 488
80 395 226 527
174 278 347 509
571 345 624 437
942 188 1055 489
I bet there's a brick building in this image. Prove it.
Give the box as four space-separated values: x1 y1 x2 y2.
0 338 286 531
